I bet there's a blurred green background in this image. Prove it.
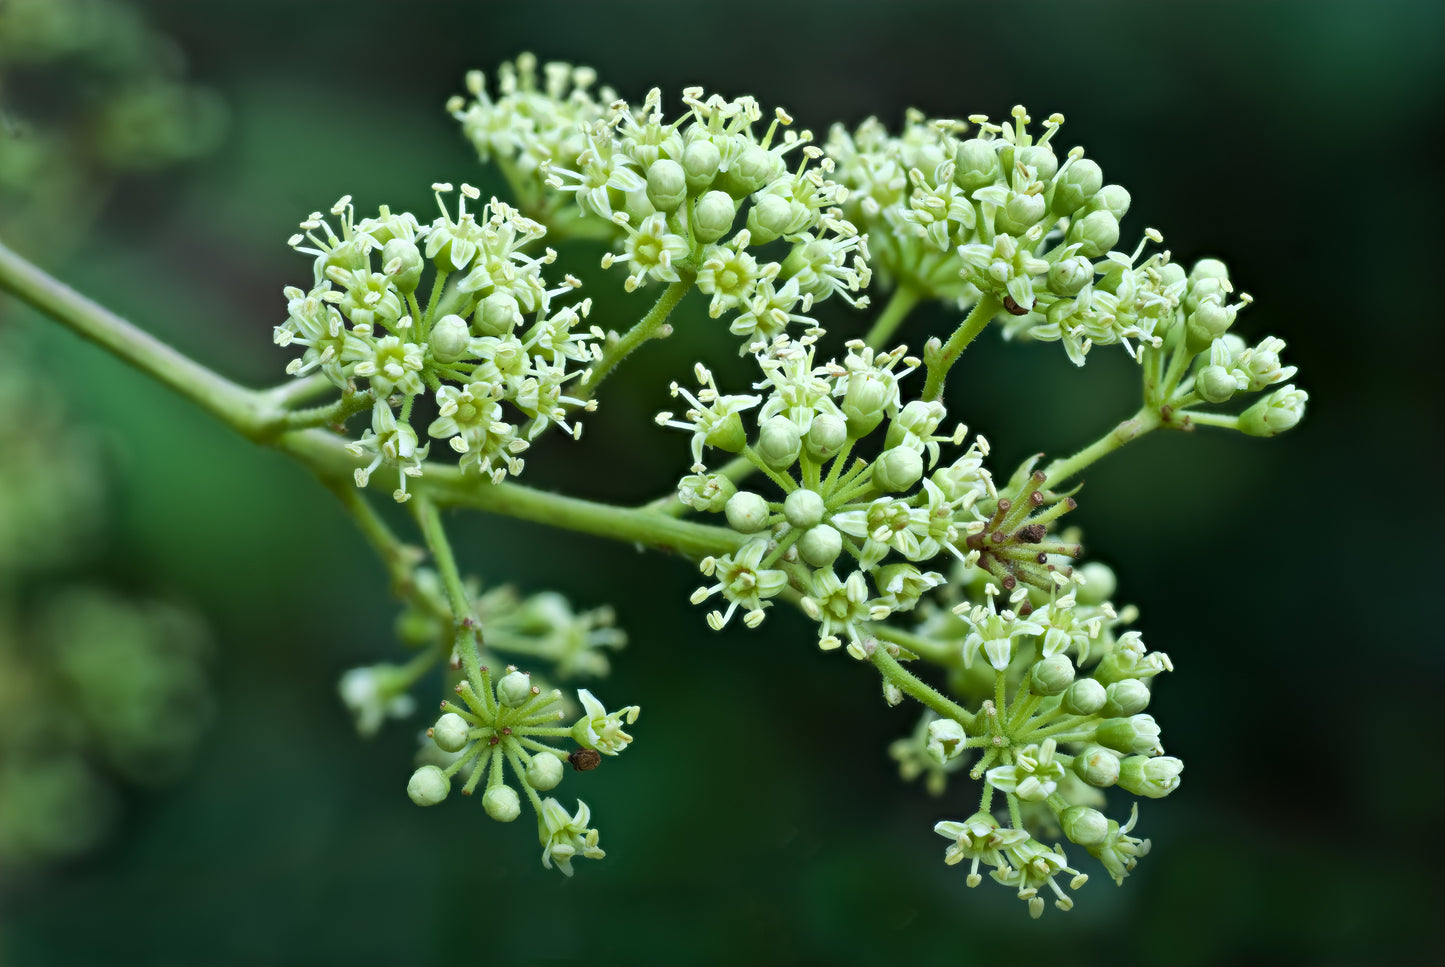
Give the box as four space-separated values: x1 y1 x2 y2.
2 0 1442 964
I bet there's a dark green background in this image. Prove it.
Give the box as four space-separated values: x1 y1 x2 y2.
3 1 1442 964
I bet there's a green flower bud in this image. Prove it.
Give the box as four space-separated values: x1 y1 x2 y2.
682 138 722 194
382 238 424 294
1185 297 1237 354
746 193 805 245
1239 386 1308 437
1183 277 1228 315
476 291 522 337
926 717 967 763
1029 656 1075 696
407 765 450 806
1075 562 1116 605
842 373 891 437
1066 210 1120 258
496 669 535 708
872 446 924 493
1189 258 1230 284
720 142 781 197
805 412 848 461
1017 145 1059 182
1103 679 1151 716
798 524 843 568
1051 159 1103 216
429 313 472 363
694 190 737 243
1047 254 1093 296
724 491 771 533
1062 678 1107 715
482 784 521 822
705 411 749 454
994 192 1047 237
954 139 1000 192
1117 755 1183 798
432 712 471 753
1196 364 1239 404
1096 714 1163 756
885 400 946 450
1071 746 1120 787
646 159 688 212
756 416 802 470
678 473 736 513
783 488 826 529
526 754 565 792
1084 184 1131 219
1060 805 1109 847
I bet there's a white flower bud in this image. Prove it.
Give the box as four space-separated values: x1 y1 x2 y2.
720 142 781 197
798 524 843 568
756 416 802 470
1084 183 1131 219
407 765 450 806
842 373 891 437
1066 210 1120 258
526 754 565 792
682 138 721 193
482 784 522 822
1051 159 1103 216
1096 714 1163 756
724 491 770 533
432 712 471 753
1189 258 1230 284
746 193 803 245
783 488 826 529
995 192 1047 237
925 718 967 764
1103 679 1151 716
476 291 522 337
1029 656 1075 696
496 669 535 708
646 159 688 211
693 190 737 243
1047 254 1093 296
1071 746 1120 787
1060 805 1109 847
429 314 471 363
1117 755 1184 798
954 139 1000 191
382 238 424 293
805 412 848 461
1075 561 1117 605
1196 364 1239 404
1239 386 1307 437
872 446 923 493
1062 677 1107 715
1017 145 1058 181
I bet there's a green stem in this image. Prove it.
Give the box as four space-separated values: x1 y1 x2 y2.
870 646 975 729
1039 406 1161 487
579 274 694 396
0 237 271 439
280 389 376 431
922 293 999 402
870 624 958 667
413 497 482 684
863 285 921 350
1179 410 1241 430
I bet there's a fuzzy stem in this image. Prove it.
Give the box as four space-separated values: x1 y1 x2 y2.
1040 406 1161 486
863 284 921 350
922 293 999 402
579 274 694 395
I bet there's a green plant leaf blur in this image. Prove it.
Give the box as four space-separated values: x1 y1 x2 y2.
1 1 1441 964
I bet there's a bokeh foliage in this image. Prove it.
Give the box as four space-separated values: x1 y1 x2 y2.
1 1 1442 964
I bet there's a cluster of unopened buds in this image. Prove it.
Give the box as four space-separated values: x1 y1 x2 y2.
284 55 1306 913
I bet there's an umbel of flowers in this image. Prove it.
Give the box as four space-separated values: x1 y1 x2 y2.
257 54 1306 913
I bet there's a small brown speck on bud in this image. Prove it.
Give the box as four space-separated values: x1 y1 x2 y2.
1003 295 1029 316
1019 523 1047 544
569 749 602 772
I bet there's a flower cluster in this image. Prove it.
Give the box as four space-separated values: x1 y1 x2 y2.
664 333 1091 659
276 185 603 500
452 56 870 348
406 663 638 876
